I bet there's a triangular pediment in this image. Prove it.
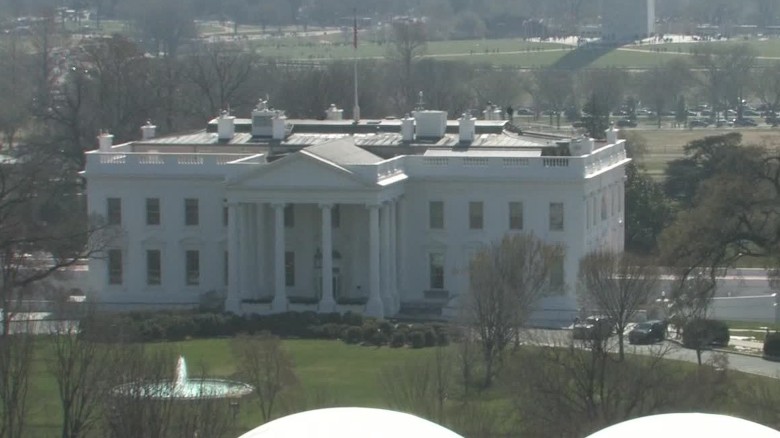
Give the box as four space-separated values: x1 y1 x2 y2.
228 152 372 191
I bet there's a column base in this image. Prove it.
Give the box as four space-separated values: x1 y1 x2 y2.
318 298 336 313
272 296 288 313
365 295 384 319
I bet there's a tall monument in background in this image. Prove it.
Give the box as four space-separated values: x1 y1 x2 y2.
601 0 655 41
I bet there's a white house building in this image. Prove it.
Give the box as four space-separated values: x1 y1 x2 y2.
84 101 629 325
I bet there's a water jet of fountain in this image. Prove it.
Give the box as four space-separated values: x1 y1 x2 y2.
174 355 188 391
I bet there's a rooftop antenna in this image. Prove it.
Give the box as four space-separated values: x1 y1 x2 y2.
415 91 425 111
352 8 360 123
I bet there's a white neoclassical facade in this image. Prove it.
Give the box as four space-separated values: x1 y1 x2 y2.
84 102 629 324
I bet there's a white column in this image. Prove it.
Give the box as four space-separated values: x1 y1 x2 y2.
272 203 287 312
365 204 384 318
256 203 266 298
226 202 241 313
396 197 405 312
389 199 399 313
319 203 336 312
380 202 392 313
239 204 251 296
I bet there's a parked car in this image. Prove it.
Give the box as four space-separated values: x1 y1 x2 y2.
688 119 709 128
572 316 614 340
733 117 758 127
615 118 637 128
628 320 667 344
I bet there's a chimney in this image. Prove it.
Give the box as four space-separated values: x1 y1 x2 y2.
272 111 287 140
458 113 476 143
606 125 620 144
401 114 415 142
140 120 156 140
97 131 114 152
413 110 447 139
325 104 344 120
218 111 235 141
483 102 501 120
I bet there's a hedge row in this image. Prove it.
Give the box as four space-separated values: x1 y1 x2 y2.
764 332 780 358
682 319 730 349
80 311 449 348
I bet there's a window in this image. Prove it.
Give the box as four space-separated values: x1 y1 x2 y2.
332 205 340 228
284 205 295 228
549 202 564 231
107 249 122 285
146 250 161 286
509 201 524 230
285 251 295 286
185 198 199 226
185 250 200 286
549 256 564 291
107 198 121 226
469 201 484 230
429 253 445 289
601 196 607 221
146 198 160 225
429 201 444 229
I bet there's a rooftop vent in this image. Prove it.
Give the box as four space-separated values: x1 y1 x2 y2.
325 103 343 121
483 102 502 120
606 125 620 144
272 111 287 140
569 136 594 156
218 111 235 141
251 98 275 137
140 120 156 140
458 112 476 143
401 114 415 142
97 131 114 152
413 110 447 139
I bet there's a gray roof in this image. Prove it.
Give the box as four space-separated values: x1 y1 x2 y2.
303 137 383 165
423 149 542 157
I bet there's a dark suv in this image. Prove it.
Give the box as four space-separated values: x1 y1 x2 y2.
628 320 667 344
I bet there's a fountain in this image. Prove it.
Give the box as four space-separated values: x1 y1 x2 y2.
114 356 253 400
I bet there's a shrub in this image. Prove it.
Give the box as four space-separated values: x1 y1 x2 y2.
342 311 364 327
764 332 780 357
389 331 406 348
682 319 730 349
408 330 426 349
423 328 437 347
344 326 363 344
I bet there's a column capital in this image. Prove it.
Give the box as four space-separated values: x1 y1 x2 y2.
318 202 334 210
271 202 287 210
365 203 381 210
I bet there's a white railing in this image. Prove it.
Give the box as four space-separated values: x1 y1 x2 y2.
87 152 259 174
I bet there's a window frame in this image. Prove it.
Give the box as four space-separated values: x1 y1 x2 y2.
549 202 565 231
185 249 200 286
509 201 524 230
184 198 199 226
146 198 161 226
285 251 295 286
107 249 122 285
107 198 122 226
429 252 445 290
146 249 162 286
469 201 484 230
429 201 444 230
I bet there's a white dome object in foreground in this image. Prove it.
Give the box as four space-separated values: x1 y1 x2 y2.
586 413 780 438
238 407 464 438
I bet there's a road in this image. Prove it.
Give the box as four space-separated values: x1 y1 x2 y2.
524 329 780 379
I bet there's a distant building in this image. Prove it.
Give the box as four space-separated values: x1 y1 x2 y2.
601 0 655 41
84 100 629 326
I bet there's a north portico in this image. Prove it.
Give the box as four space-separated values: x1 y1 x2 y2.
223 139 405 318
84 102 629 325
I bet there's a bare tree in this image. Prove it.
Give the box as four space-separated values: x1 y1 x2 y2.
752 62 780 117
380 347 451 423
666 267 720 365
0 330 34 438
693 43 757 121
48 316 114 438
387 18 427 107
531 69 573 128
101 346 179 438
639 58 693 128
231 333 298 423
577 251 660 361
185 43 256 119
464 233 565 388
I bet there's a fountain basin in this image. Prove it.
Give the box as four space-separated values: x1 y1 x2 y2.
113 356 253 400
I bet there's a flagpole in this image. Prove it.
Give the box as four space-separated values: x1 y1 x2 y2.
352 9 360 123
